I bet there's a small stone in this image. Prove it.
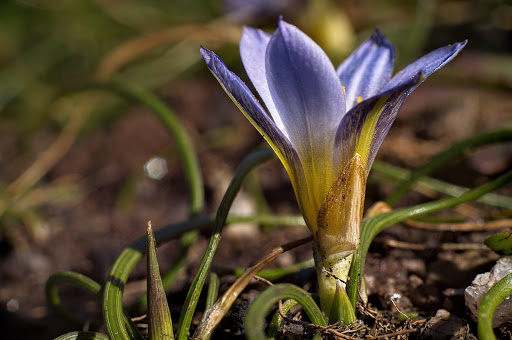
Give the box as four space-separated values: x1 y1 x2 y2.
464 257 512 328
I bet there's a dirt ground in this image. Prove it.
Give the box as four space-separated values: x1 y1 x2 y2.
1 52 512 339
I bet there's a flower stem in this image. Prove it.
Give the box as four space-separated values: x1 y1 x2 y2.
313 243 355 324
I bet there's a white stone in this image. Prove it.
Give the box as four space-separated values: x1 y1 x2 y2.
464 257 512 328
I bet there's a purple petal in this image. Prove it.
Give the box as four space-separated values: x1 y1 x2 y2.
337 28 394 110
384 40 467 93
200 46 302 175
240 27 288 135
265 20 346 157
334 72 422 174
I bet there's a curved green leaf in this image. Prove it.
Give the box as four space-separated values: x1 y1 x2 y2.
46 271 102 325
245 283 327 340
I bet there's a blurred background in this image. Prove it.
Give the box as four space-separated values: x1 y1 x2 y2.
0 0 511 339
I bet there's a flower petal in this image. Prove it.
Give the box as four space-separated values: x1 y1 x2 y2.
334 72 422 174
265 20 346 215
200 46 303 185
384 40 467 93
337 28 394 111
265 20 346 153
240 27 288 135
335 41 467 174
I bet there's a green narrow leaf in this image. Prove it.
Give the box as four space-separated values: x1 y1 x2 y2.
348 168 512 307
175 149 275 340
133 231 198 311
372 160 512 209
103 217 213 340
46 271 102 326
386 129 512 206
329 280 356 325
245 283 327 340
147 222 174 340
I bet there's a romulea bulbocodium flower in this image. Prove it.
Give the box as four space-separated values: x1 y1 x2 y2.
201 18 465 316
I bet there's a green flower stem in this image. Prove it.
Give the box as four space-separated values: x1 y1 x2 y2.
246 284 327 340
372 160 512 209
176 148 275 340
385 128 512 206
53 331 110 340
478 272 512 340
348 168 512 307
97 81 204 217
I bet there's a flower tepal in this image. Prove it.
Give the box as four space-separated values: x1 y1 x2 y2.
200 20 466 263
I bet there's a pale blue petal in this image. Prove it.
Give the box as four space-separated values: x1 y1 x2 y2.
337 28 394 111
265 20 346 165
384 40 467 93
335 40 467 174
240 27 288 135
200 46 302 174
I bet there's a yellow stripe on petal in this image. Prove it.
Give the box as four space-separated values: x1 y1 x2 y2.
354 95 389 165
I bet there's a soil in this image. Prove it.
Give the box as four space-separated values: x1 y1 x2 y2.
1 53 512 339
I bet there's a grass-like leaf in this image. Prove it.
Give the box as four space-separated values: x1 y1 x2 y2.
175 148 275 339
372 160 512 209
348 168 512 307
147 222 174 340
385 128 512 206
245 283 327 340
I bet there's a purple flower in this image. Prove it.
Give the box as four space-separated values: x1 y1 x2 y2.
201 19 466 262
